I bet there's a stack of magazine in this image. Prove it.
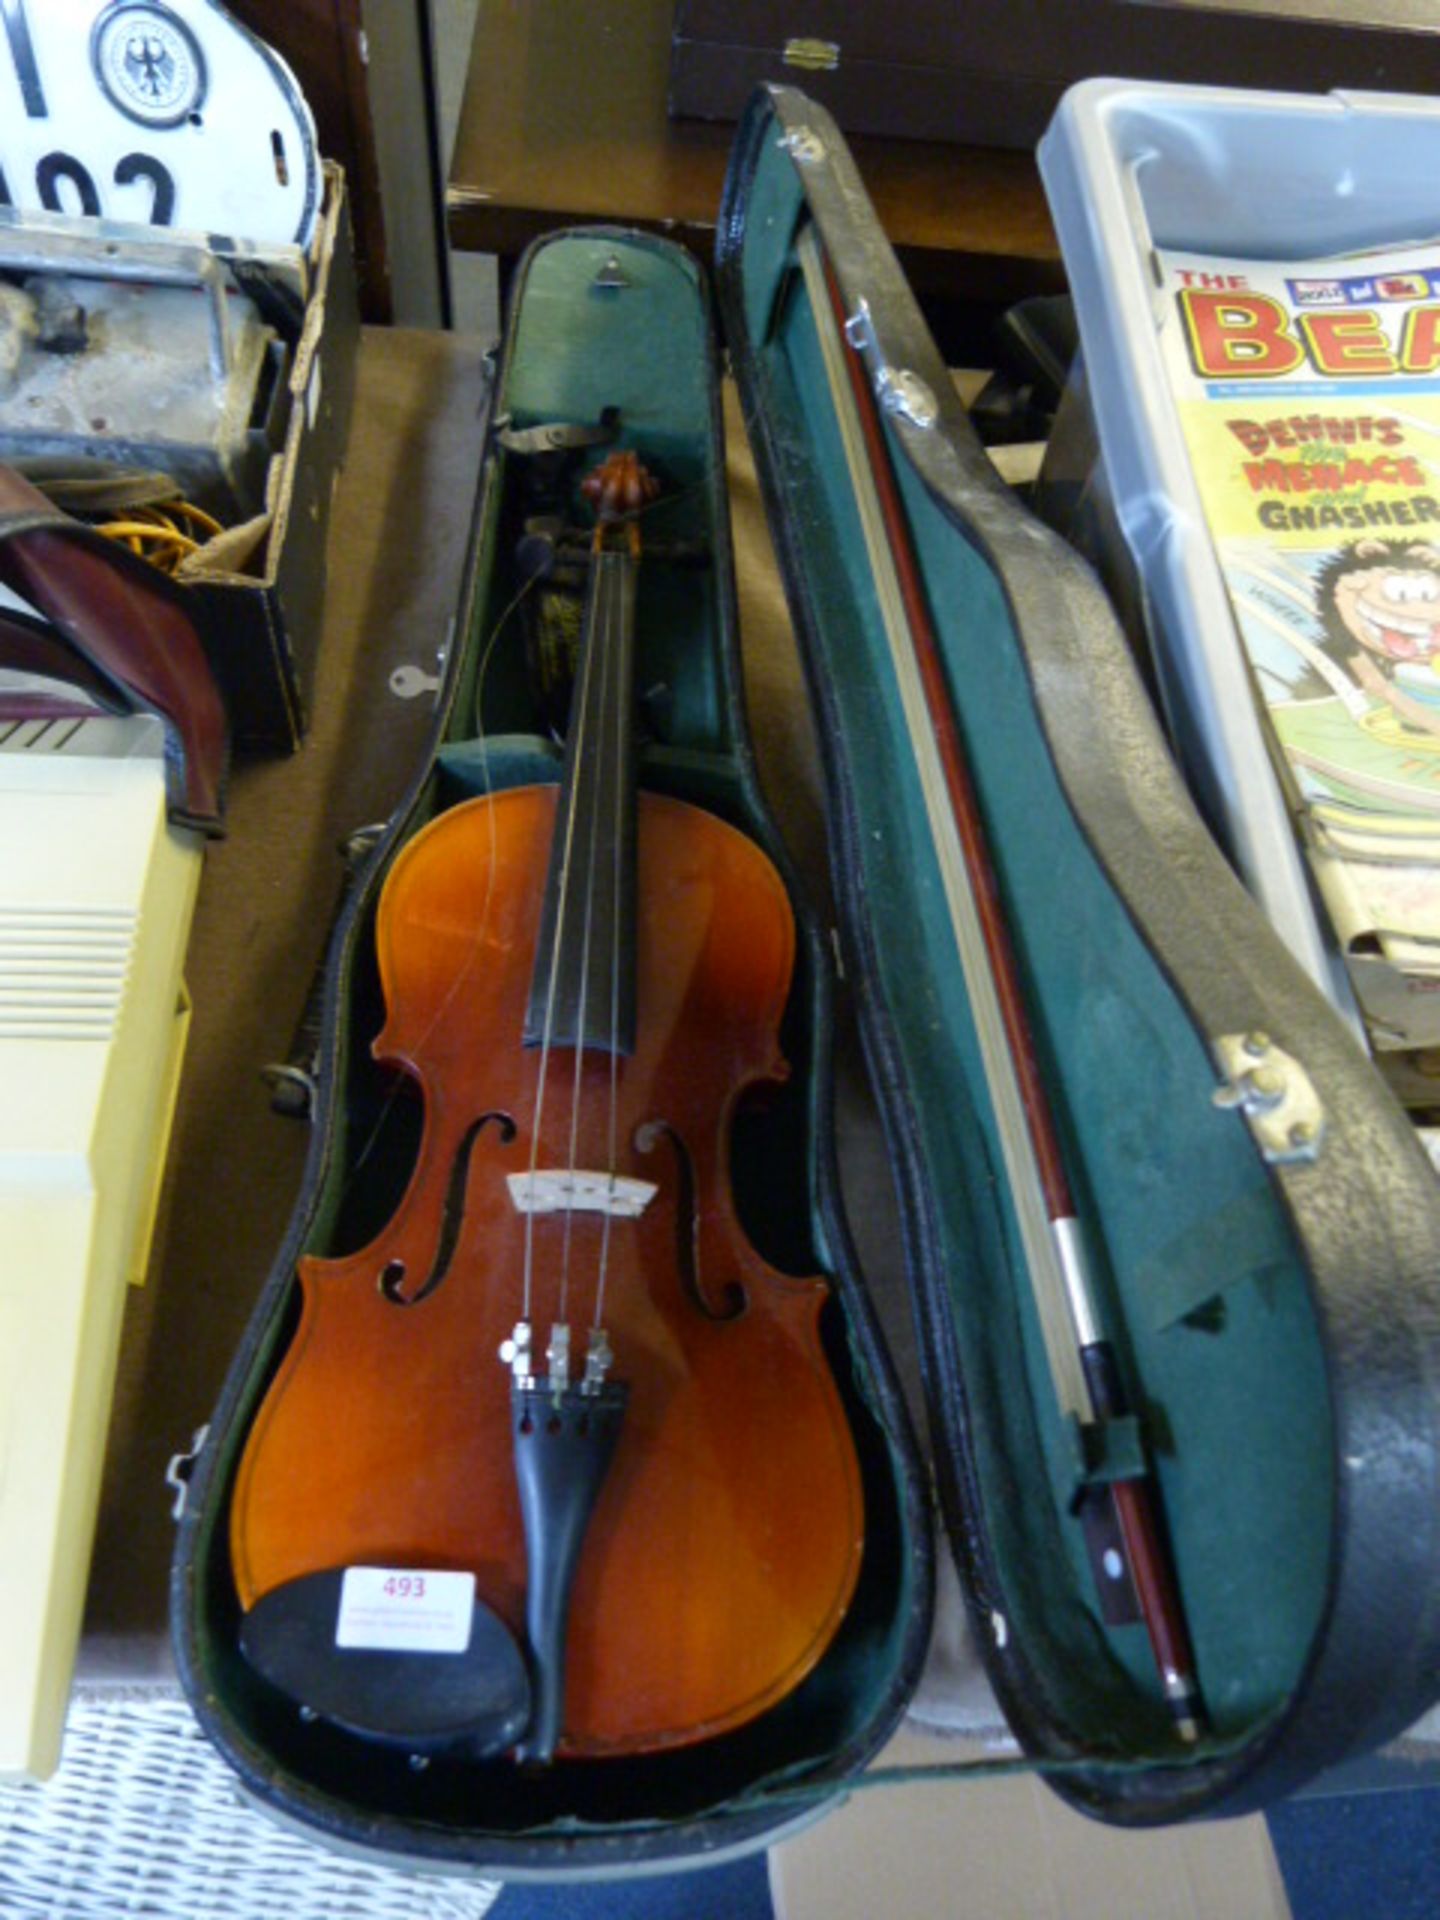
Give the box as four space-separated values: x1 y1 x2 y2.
1158 238 1440 1074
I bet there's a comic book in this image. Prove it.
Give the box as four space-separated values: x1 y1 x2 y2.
1156 239 1440 1045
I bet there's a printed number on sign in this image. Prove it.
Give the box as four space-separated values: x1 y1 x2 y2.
382 1575 428 1600
0 151 176 224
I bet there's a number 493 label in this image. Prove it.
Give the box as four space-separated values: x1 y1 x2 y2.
335 1566 476 1656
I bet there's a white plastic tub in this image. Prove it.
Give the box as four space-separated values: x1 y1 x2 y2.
1038 78 1440 1018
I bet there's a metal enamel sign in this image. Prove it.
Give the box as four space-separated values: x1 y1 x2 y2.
0 1 318 248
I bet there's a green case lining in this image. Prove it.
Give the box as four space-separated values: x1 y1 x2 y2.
721 98 1345 1783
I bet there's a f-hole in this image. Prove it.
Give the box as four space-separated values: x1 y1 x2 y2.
380 1111 516 1306
635 1119 746 1322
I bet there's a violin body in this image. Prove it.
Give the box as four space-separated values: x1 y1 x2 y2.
230 781 865 1757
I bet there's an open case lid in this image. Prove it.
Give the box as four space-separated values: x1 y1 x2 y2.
716 83 1440 1819
0 1 320 263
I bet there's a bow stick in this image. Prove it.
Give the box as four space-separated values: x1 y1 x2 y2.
797 225 1204 1742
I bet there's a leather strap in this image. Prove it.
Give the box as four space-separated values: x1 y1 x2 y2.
0 467 229 832
0 608 127 718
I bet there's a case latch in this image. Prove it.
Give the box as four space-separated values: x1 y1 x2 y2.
165 1424 210 1521
495 413 618 456
1212 1032 1325 1165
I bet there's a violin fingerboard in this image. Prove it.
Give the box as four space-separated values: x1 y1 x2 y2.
524 548 638 1056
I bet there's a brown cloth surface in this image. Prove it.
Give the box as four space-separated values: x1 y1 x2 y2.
77 338 918 1677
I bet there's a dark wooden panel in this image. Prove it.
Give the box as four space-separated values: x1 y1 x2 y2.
671 0 1440 148
446 0 1059 311
227 0 393 321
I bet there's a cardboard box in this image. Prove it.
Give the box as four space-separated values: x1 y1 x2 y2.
179 162 360 750
0 164 358 752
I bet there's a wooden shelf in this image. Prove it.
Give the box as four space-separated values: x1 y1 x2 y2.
447 0 1061 310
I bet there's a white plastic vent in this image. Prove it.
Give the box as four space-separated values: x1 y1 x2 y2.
0 905 135 1041
0 713 167 760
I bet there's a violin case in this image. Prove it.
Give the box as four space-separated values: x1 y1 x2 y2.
171 84 1440 1871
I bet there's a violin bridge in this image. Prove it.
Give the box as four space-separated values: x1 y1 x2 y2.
506 1170 657 1218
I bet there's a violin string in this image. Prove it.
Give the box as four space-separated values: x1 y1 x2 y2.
340 471 670 1306
558 550 618 1326
522 536 605 1328
338 567 540 1197
595 550 629 1334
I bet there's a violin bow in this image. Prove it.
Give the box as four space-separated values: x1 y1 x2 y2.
796 225 1204 1743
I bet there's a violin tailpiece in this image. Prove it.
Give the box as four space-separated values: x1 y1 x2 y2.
511 1378 629 1764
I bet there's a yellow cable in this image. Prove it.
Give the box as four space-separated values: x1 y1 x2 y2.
92 495 224 575
95 522 200 575
168 499 225 539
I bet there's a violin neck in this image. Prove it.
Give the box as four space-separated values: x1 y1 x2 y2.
524 547 639 1055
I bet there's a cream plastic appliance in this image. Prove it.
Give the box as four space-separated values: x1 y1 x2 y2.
0 702 202 1780
0 0 321 1781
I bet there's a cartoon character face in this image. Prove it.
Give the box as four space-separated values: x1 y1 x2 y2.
1332 542 1440 665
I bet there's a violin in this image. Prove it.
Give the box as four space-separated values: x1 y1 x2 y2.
229 448 865 1763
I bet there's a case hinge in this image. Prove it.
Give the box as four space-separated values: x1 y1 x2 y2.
779 123 827 164
782 38 841 74
1212 1032 1324 1165
842 299 939 429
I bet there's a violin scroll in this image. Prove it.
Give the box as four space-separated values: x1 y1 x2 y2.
581 451 660 535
